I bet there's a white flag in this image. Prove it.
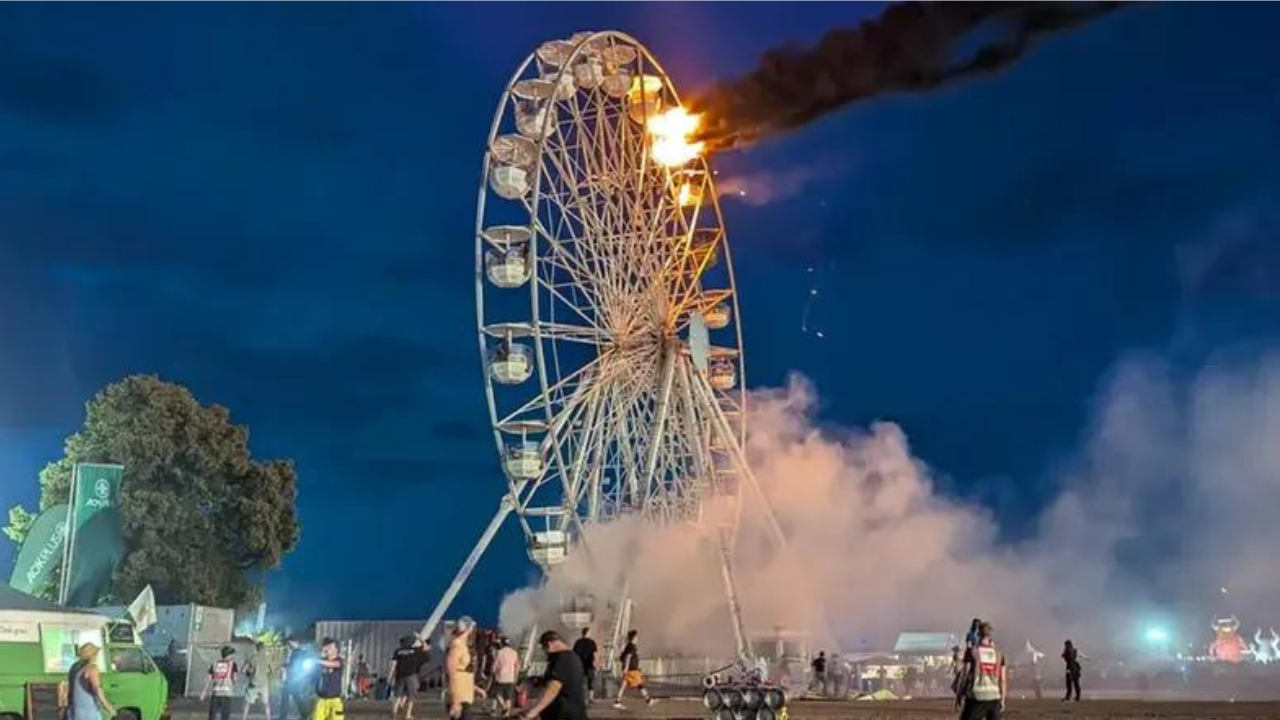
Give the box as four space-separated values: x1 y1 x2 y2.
126 585 157 633
1025 640 1044 662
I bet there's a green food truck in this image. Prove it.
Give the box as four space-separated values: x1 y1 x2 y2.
0 587 167 720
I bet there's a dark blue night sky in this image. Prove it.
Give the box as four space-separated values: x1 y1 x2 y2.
1 3 1278 627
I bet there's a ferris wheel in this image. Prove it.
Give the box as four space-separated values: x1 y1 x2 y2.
421 31 781 646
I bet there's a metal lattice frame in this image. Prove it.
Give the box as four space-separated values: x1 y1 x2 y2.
422 31 779 645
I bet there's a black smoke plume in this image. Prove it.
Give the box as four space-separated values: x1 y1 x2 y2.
690 2 1126 151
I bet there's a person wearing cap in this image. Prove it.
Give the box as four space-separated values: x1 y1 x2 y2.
446 617 486 720
67 643 116 720
958 622 1007 720
390 635 427 719
520 631 586 720
201 646 239 720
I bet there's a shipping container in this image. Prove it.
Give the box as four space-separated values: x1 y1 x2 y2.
95 604 236 657
312 620 425 681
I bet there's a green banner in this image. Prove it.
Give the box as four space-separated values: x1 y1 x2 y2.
8 503 70 596
60 463 124 606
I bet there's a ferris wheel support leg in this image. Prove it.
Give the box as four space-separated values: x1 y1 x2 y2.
693 372 788 550
715 527 752 664
419 495 516 641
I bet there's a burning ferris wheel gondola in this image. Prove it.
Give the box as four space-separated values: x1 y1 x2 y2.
420 31 785 664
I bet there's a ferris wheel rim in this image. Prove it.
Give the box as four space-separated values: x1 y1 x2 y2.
474 30 748 541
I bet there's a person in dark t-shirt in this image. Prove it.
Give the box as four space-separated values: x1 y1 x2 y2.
614 629 655 709
520 631 587 720
809 651 827 697
390 635 428 719
570 628 598 703
314 638 346 720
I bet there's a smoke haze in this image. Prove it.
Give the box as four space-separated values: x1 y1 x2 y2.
501 349 1280 659
690 2 1125 151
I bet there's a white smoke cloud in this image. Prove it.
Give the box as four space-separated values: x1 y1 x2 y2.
499 349 1280 660
715 159 842 207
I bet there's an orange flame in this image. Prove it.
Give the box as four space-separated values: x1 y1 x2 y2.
649 107 705 167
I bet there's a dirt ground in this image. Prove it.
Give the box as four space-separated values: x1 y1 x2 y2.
168 697 1280 720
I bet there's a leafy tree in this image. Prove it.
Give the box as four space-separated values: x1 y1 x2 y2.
3 505 36 543
4 375 300 607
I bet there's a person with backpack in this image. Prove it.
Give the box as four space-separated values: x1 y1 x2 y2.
957 622 1006 720
201 646 239 720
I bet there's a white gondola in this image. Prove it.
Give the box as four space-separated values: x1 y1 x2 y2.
559 593 594 627
704 303 732 330
515 103 556 140
555 70 576 100
488 342 533 384
601 70 631 99
626 74 664 124
536 40 574 68
512 80 557 140
491 134 538 168
489 163 529 200
485 247 530 289
600 44 637 67
709 359 737 391
488 136 534 200
504 441 544 479
481 225 532 247
572 55 605 89
529 530 569 566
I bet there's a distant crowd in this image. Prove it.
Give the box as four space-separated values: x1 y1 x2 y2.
189 620 662 720
173 615 1089 720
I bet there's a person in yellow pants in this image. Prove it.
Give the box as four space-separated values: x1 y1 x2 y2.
313 638 346 720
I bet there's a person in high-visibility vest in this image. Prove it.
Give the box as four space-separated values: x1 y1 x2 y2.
957 622 1007 720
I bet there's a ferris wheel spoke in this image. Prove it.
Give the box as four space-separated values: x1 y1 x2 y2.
494 354 603 430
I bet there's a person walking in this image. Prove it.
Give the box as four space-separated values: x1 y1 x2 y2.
613 629 655 710
1061 640 1082 702
312 638 346 720
519 631 587 720
446 617 486 720
390 635 426 720
279 638 310 720
949 645 965 709
201 646 239 720
809 652 827 697
965 619 982 649
242 642 274 720
570 628 597 703
491 636 520 716
67 643 116 720
957 622 1006 720
355 656 372 699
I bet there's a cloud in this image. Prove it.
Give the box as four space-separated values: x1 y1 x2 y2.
500 348 1280 659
